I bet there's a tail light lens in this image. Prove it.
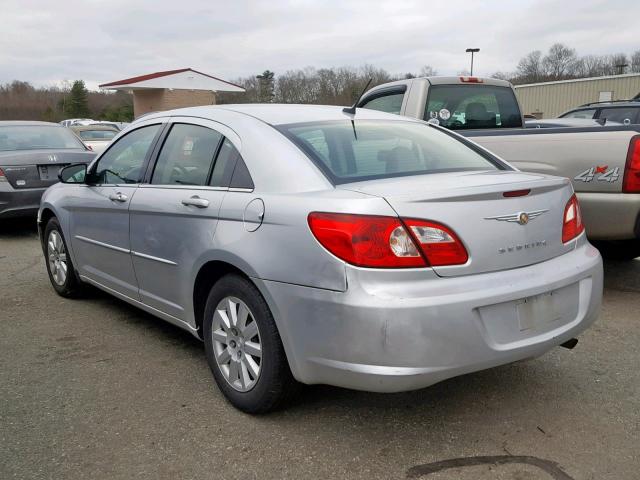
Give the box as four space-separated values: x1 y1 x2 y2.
623 135 640 193
0 167 6 182
562 194 584 243
307 213 468 268
307 213 425 268
404 219 469 266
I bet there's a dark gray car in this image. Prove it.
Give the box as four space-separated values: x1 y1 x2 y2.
559 99 640 125
0 121 95 218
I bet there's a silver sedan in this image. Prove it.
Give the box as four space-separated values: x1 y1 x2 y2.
38 105 603 413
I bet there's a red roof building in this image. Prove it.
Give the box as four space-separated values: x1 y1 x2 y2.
100 68 245 118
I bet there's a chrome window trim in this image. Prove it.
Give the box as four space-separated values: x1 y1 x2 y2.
137 184 228 192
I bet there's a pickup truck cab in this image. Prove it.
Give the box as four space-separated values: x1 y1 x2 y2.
359 76 640 259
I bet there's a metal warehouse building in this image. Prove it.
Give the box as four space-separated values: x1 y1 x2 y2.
514 73 640 118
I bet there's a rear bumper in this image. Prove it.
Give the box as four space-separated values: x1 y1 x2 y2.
0 185 45 218
257 240 603 392
577 192 640 240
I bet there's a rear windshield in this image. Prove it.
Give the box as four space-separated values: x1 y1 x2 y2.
77 129 117 140
0 125 86 151
424 84 522 130
278 120 503 184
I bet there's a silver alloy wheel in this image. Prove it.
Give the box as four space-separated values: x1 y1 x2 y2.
211 296 262 392
47 230 68 286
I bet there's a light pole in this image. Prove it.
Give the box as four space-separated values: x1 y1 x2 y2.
465 48 480 76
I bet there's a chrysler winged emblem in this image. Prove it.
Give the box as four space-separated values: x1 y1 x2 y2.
485 209 548 225
48 154 58 162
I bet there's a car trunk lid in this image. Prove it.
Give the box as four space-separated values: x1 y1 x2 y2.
0 150 95 189
338 170 575 277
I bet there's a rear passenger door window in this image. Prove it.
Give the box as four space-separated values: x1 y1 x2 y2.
598 107 638 124
151 124 222 186
360 91 405 114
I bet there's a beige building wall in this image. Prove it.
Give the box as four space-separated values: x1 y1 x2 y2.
514 73 640 118
132 89 216 118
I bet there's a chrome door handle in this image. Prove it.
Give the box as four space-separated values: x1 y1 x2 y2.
109 192 127 202
181 196 209 208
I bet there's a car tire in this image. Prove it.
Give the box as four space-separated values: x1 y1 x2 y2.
594 239 640 260
203 274 300 413
43 217 82 297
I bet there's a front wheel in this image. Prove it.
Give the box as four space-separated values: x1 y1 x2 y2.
203 274 299 413
43 217 82 297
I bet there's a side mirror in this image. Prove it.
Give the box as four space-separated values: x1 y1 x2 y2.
58 163 87 184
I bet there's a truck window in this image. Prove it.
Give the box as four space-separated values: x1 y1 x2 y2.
361 92 405 114
424 84 522 129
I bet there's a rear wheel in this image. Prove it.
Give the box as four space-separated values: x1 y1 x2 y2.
203 274 299 413
594 239 640 260
44 217 82 297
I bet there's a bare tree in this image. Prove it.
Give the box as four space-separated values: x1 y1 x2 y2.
419 65 438 77
542 43 578 79
491 71 512 81
516 50 543 83
632 50 640 73
576 55 604 77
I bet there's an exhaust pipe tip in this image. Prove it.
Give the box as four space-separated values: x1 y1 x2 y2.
560 338 579 350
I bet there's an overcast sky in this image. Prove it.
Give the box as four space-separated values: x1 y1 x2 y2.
2 0 638 90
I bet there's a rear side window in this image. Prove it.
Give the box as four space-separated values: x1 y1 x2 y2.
360 91 405 114
561 108 596 119
598 107 638 124
424 84 522 129
279 119 502 184
151 124 222 186
0 125 85 151
209 138 239 187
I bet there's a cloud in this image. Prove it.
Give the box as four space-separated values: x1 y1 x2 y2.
1 0 638 89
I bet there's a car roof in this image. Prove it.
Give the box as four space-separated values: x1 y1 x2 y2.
141 103 424 126
575 101 640 109
70 125 119 132
0 121 61 127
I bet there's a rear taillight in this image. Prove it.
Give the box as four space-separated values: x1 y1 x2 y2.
622 135 640 193
0 167 6 182
307 213 425 268
562 194 584 243
404 219 469 266
307 213 468 268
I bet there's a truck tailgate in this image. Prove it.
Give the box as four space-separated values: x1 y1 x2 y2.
465 129 639 193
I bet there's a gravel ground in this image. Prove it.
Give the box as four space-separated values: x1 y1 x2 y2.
1 218 638 480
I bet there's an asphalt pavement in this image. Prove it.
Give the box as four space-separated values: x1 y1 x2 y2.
1 218 638 479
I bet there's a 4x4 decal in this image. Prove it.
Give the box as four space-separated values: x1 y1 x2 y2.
574 165 620 183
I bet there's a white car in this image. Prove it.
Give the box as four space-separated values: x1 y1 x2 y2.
70 125 119 153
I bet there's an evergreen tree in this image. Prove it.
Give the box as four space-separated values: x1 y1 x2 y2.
65 80 90 117
256 70 275 103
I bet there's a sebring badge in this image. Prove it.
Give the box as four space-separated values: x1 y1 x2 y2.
484 209 548 225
